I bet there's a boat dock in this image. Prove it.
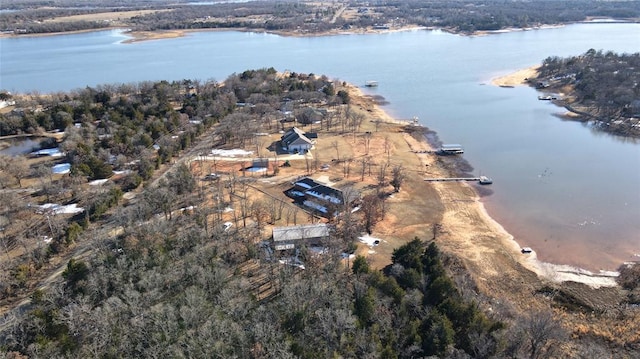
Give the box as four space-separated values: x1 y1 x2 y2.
438 144 464 155
425 176 492 185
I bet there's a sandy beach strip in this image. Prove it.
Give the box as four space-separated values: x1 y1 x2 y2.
122 30 189 43
490 66 540 87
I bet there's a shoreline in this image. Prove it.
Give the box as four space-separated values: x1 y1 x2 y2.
0 25 431 43
355 83 618 289
0 23 565 43
1 17 636 42
474 194 618 288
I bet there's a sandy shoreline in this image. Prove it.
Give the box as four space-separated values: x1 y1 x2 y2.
354 81 617 288
0 22 565 42
0 25 430 43
473 193 617 287
490 65 540 87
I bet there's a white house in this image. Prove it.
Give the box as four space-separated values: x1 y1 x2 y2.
281 127 314 153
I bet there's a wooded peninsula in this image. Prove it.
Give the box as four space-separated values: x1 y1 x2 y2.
528 50 640 138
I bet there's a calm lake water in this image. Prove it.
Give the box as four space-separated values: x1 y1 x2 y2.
1 24 639 271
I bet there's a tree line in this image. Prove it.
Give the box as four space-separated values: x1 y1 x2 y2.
2 0 639 35
365 0 640 33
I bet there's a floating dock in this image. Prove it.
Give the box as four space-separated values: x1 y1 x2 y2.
438 144 464 155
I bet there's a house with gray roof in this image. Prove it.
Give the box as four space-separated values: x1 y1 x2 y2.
281 127 314 154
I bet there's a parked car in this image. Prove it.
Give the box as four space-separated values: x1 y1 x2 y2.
203 173 220 181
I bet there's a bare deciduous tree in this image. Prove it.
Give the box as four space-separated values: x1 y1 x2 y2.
342 157 352 178
11 156 30 188
331 140 340 161
377 162 388 189
360 193 385 234
384 135 392 163
360 156 369 181
506 309 566 359
390 165 405 193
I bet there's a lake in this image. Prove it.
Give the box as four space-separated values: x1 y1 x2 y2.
1 24 639 271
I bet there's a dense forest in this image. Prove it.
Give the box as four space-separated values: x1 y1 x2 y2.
1 0 639 35
2 231 537 357
531 50 640 137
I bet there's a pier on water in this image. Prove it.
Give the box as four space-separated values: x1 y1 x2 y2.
424 176 492 185
424 177 479 182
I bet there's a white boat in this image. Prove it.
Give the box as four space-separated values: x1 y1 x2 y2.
365 80 378 87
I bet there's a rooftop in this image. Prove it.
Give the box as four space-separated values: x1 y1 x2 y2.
272 223 330 242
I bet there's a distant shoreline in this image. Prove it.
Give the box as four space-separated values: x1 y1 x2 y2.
0 25 431 42
2 14 637 41
0 23 567 43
